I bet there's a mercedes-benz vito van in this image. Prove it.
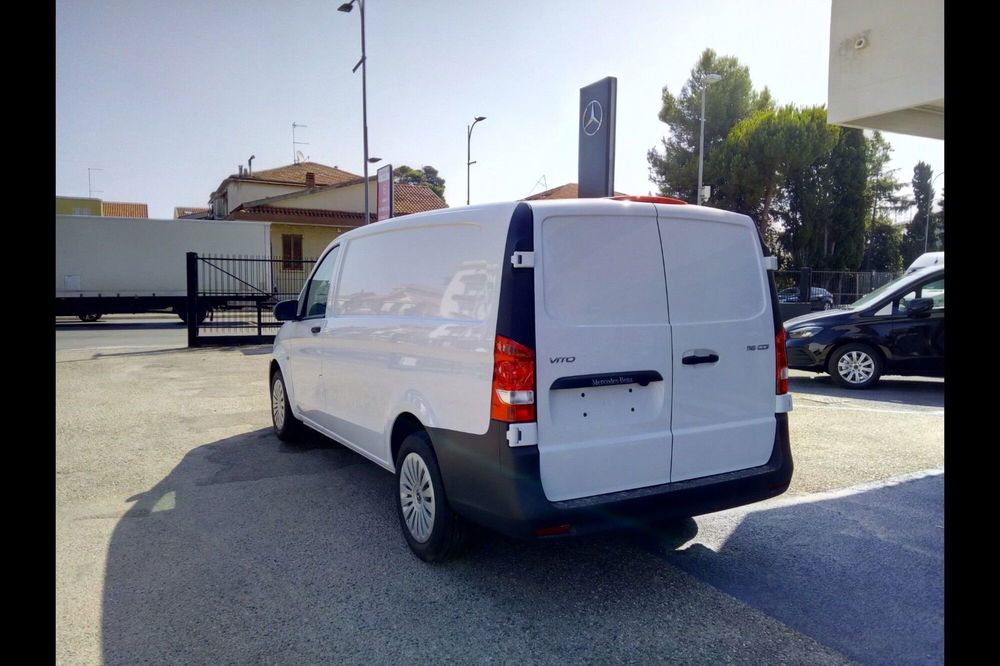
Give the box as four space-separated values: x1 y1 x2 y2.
270 197 793 561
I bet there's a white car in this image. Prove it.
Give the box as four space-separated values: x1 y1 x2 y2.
269 197 793 561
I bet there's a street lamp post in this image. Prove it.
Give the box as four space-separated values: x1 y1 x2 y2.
338 0 372 223
697 73 722 206
925 171 944 252
467 116 486 206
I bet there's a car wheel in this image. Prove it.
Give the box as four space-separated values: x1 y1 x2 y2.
79 313 102 322
823 301 833 310
829 343 883 389
395 431 468 562
270 368 303 441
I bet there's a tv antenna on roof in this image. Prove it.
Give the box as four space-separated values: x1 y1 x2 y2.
88 167 104 198
292 122 309 163
526 174 547 197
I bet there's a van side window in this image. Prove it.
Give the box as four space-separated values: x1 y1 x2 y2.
302 246 340 318
894 277 944 314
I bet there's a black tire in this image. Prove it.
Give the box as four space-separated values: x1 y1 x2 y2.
177 307 211 325
270 368 304 441
828 343 883 389
79 313 102 322
395 431 468 562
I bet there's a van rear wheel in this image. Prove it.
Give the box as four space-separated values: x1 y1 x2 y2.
395 432 468 562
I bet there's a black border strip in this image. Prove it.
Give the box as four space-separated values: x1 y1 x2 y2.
550 370 663 390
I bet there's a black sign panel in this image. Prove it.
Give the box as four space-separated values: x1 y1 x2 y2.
578 76 617 198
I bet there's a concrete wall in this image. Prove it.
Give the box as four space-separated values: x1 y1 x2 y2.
828 0 943 139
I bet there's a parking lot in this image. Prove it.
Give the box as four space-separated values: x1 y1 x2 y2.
55 319 944 665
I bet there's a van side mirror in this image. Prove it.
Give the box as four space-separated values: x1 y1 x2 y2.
274 299 300 321
906 297 934 317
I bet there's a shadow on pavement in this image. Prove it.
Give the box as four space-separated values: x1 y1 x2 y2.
788 373 944 408
100 429 866 665
654 474 944 666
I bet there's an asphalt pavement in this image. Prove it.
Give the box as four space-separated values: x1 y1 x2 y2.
55 319 944 665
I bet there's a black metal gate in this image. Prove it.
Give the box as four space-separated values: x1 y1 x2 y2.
185 252 316 347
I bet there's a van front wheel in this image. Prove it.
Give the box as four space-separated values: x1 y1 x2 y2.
395 432 468 562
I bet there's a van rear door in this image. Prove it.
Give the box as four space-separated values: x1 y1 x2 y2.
532 202 673 502
655 206 777 483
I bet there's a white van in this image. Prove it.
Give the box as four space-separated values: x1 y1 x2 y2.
905 251 944 275
270 197 793 561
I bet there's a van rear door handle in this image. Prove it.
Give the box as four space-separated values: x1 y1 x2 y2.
682 353 719 365
310 326 322 334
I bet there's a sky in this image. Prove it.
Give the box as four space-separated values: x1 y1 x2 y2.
56 0 943 221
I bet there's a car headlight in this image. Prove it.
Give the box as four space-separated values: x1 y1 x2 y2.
788 326 822 339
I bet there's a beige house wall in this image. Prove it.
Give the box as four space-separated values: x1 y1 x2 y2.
225 181 302 213
270 223 353 293
262 180 375 213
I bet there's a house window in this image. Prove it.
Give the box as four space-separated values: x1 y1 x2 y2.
282 234 304 270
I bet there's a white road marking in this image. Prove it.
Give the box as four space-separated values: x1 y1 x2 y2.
794 404 943 416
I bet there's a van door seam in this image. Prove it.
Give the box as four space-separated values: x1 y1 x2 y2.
653 209 675 482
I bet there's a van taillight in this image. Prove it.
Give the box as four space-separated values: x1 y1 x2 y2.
491 335 536 422
775 327 789 395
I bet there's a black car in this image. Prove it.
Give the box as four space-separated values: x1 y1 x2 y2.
778 286 835 310
784 267 944 388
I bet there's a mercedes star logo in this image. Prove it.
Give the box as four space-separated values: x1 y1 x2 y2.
582 99 603 136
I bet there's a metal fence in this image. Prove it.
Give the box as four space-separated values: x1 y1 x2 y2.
186 253 316 346
774 269 898 307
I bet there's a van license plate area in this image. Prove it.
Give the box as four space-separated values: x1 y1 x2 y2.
549 382 664 427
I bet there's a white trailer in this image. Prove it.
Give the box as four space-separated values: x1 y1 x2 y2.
55 215 272 322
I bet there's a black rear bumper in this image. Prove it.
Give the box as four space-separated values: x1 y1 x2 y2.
428 414 793 540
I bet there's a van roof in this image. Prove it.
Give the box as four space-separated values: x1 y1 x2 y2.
335 198 753 246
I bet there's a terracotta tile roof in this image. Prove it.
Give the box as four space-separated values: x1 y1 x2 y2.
522 183 629 201
101 201 149 218
229 205 369 227
245 162 360 186
393 184 448 214
174 206 209 218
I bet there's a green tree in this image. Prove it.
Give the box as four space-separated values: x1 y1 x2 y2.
711 105 837 241
902 162 936 263
863 218 904 272
647 48 773 202
780 125 867 269
393 165 446 201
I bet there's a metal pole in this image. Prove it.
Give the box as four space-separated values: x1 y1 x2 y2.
924 171 944 253
360 0 370 224
698 87 706 205
466 116 484 206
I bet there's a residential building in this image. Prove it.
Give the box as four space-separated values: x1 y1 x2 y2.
56 196 149 218
522 183 628 201
56 196 102 216
175 207 210 219
208 160 447 283
101 201 149 218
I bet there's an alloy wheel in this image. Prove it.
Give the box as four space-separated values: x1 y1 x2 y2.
399 452 436 543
